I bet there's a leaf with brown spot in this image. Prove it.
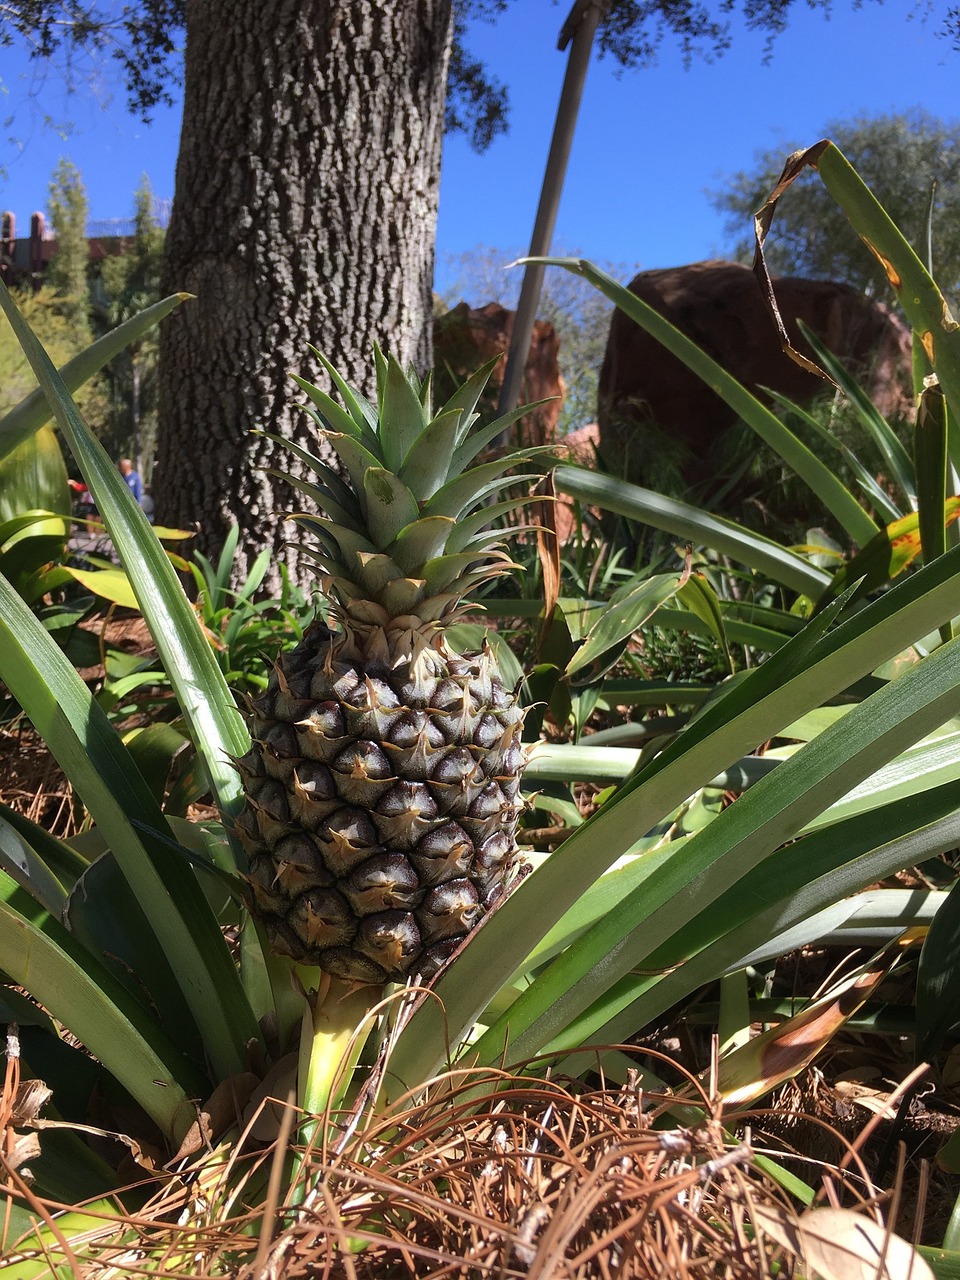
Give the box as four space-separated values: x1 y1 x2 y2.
817 498 960 611
715 954 896 1109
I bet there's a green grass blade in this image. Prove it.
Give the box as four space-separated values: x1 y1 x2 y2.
0 293 188 462
553 464 830 599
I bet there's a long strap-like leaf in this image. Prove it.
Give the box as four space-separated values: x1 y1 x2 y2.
0 569 261 1080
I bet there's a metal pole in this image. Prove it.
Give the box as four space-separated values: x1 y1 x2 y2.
496 0 608 427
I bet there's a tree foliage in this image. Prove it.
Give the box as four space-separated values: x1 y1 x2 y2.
10 2 956 148
93 175 164 469
45 156 89 326
0 285 105 423
0 0 184 117
711 111 960 301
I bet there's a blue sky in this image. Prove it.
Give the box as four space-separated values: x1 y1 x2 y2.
0 1 957 295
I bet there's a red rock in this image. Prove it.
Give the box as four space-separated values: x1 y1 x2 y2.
598 260 913 488
433 301 565 447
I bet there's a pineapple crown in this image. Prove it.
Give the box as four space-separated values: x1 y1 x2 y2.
267 345 548 633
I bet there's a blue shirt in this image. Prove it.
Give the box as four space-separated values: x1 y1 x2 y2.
123 469 144 504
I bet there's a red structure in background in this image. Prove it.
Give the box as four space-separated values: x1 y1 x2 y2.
0 208 141 289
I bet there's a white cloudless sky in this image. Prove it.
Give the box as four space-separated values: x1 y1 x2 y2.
0 1 957 296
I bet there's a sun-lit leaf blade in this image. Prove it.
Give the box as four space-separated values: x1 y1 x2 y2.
362 468 421 548
0 425 70 526
380 354 428 472
397 407 464 497
554 464 830 599
308 343 380 435
450 400 553 473
566 569 687 681
0 569 260 1078
434 352 501 445
675 574 732 668
0 279 250 829
292 373 382 457
59 564 140 609
0 293 188 462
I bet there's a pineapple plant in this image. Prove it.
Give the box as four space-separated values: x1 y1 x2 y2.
235 348 541 985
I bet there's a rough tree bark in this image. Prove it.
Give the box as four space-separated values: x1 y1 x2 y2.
155 0 452 585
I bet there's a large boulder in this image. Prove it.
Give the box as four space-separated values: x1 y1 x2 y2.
433 301 564 447
598 260 913 490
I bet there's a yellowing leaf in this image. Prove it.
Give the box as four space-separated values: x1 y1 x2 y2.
62 565 140 610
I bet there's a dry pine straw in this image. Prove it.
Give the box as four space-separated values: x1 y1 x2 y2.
0 621 931 1276
4 1061 898 1280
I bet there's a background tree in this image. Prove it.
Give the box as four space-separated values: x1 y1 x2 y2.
0 158 105 427
45 156 90 331
711 110 960 301
152 0 452 584
93 175 164 473
6 3 960 582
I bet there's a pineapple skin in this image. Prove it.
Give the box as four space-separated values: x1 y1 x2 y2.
233 347 543 985
236 622 524 984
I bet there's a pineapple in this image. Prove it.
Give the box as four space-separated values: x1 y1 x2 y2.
235 348 540 985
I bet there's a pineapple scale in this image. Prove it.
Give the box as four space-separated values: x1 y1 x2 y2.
236 621 524 984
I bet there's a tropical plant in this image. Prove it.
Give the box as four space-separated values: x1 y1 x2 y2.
45 158 90 333
188 523 313 694
4 144 960 1273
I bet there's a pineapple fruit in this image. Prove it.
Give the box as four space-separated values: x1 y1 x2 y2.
235 348 539 985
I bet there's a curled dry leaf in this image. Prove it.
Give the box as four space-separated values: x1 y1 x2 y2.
5 1130 42 1174
241 1053 298 1144
753 1203 934 1280
171 1071 260 1163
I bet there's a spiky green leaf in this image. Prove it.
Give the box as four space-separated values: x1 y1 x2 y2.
363 467 421 548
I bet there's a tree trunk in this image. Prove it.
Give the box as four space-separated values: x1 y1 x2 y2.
155 0 452 586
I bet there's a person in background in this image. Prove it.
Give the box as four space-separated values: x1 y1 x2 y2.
119 458 144 505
